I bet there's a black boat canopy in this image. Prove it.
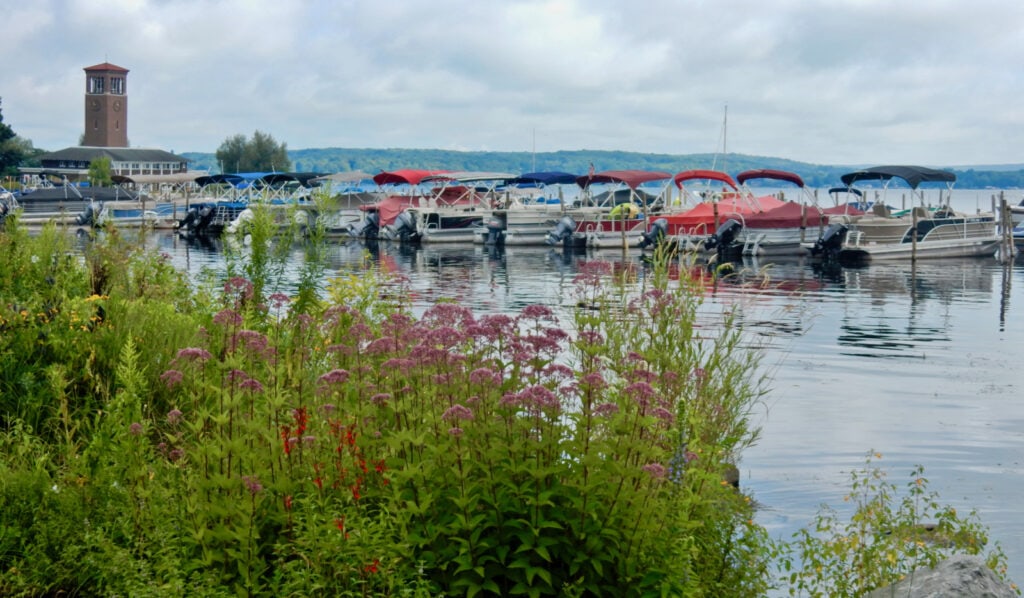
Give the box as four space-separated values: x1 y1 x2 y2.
508 171 579 186
827 186 863 197
839 165 956 189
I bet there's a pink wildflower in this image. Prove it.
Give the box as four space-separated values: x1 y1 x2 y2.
175 347 212 363
239 378 264 393
160 369 184 388
642 463 668 479
442 404 475 421
318 369 350 385
213 308 243 327
242 475 263 495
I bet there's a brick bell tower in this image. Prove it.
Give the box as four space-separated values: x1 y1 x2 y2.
82 62 129 147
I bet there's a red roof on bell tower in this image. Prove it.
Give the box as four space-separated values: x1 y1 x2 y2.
83 62 129 73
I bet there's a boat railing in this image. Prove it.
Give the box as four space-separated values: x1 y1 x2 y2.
213 204 239 225
846 229 866 247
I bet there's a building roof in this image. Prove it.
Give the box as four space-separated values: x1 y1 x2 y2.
111 172 209 185
39 146 187 163
84 62 129 73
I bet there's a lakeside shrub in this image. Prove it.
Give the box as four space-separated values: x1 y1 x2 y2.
0 218 1013 596
778 451 1016 597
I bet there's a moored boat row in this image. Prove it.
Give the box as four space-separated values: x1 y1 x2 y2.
6 164 1014 265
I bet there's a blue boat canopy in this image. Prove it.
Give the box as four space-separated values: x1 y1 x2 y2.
840 166 956 189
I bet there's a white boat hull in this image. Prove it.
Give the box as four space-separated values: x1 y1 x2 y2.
839 237 1002 261
837 213 1001 262
737 226 825 256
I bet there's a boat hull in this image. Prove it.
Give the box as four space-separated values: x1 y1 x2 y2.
736 226 824 256
838 237 1002 263
836 213 1000 263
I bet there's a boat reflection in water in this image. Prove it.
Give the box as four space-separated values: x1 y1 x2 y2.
832 260 995 358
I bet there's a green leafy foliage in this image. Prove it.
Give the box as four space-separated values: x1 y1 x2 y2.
0 219 1013 597
0 98 29 176
88 156 113 187
777 451 1018 597
215 130 292 173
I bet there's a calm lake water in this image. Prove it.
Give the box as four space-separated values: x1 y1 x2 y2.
135 213 1024 586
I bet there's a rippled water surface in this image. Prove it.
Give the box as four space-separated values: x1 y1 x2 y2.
146 230 1024 583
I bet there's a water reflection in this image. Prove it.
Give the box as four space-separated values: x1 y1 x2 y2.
831 261 993 358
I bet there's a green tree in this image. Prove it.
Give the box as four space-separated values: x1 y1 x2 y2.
0 97 28 176
215 130 291 173
88 156 113 187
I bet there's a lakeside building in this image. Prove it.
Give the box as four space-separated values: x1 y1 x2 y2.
19 62 196 188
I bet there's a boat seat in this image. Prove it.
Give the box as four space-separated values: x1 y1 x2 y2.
871 203 891 217
912 207 930 220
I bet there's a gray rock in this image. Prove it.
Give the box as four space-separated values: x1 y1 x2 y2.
865 554 1017 598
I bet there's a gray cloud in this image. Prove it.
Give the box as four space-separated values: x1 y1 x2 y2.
3 0 1022 166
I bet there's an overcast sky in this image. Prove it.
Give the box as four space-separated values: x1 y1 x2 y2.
3 0 1022 167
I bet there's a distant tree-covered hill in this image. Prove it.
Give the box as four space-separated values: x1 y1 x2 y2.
178 148 1024 190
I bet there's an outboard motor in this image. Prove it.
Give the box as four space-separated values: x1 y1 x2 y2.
178 205 200 232
348 212 380 239
75 202 100 226
390 211 418 243
704 219 742 260
195 204 216 233
484 216 505 246
810 222 848 260
546 215 577 247
639 218 668 249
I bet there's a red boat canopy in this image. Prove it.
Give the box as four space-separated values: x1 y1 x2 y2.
736 169 805 188
576 169 672 189
421 171 516 184
372 169 449 186
359 195 419 226
744 202 825 229
673 169 739 190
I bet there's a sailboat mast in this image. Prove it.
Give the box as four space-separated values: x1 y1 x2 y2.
721 104 728 173
532 128 536 172
710 103 728 173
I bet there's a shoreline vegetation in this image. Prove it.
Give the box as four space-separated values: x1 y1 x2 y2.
175 148 1024 190
0 204 1016 596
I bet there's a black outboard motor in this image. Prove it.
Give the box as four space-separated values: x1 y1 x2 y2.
195 204 216 233
704 218 742 260
348 212 380 240
546 215 577 247
390 211 418 243
75 202 100 226
639 218 668 249
178 205 199 232
484 216 505 246
810 222 848 260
